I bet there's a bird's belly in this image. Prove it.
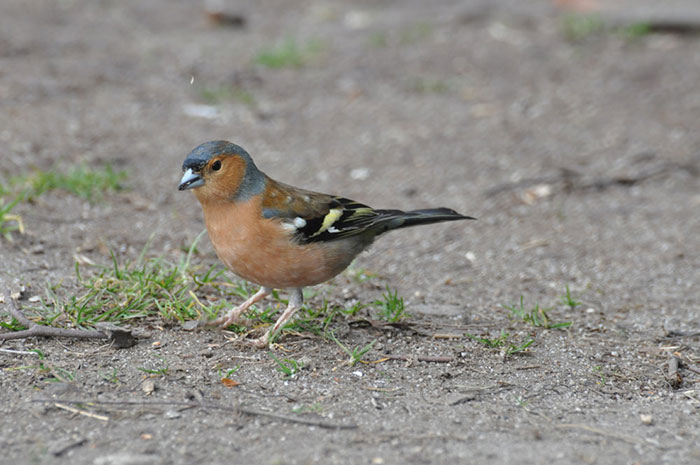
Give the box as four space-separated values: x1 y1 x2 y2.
207 219 359 289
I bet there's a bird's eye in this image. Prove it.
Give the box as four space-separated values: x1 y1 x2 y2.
211 160 222 171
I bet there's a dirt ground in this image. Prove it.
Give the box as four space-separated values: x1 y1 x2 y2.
1 0 700 463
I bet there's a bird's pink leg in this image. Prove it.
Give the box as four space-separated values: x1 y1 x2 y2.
211 286 272 328
250 288 303 348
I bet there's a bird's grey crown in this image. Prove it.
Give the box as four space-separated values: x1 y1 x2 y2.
182 140 251 172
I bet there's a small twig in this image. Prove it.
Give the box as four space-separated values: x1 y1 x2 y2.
667 356 682 389
0 348 41 355
485 160 697 198
432 333 463 339
350 319 496 335
684 364 700 376
50 438 88 457
31 399 357 430
1 290 119 342
515 365 542 370
664 330 700 338
360 431 472 444
53 402 109 422
681 390 700 404
378 354 453 363
235 388 298 402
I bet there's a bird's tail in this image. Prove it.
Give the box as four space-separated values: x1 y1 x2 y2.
372 208 475 234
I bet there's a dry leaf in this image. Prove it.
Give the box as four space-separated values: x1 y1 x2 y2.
221 378 240 387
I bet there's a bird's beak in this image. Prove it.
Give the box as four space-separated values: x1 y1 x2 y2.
178 168 204 191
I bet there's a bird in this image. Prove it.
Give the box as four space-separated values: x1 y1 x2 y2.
178 140 475 347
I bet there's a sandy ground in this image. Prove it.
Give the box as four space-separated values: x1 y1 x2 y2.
1 0 699 464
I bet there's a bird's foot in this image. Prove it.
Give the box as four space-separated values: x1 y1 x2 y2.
208 286 273 329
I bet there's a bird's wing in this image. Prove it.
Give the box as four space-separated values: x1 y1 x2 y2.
260 180 381 244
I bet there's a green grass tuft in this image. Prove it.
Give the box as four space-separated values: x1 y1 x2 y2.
217 365 240 380
562 14 652 42
562 14 606 41
329 332 376 366
138 355 169 376
620 22 651 39
0 194 24 240
27 164 126 201
372 286 406 322
254 38 323 69
504 296 572 330
466 330 509 349
0 163 126 238
466 330 535 356
270 353 303 378
560 285 581 310
16 234 237 330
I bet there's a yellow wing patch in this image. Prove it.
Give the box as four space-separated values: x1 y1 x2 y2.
311 208 343 237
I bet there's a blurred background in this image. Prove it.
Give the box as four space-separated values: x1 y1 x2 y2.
1 0 699 310
2 1 700 464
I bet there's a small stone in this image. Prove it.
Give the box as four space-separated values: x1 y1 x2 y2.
183 104 219 119
30 244 45 254
640 414 653 425
350 167 370 180
182 320 200 331
298 355 314 371
344 11 372 30
142 380 156 394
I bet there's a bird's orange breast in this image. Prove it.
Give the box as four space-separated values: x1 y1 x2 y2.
198 197 358 289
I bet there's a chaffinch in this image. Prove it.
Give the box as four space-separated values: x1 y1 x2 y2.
178 140 474 347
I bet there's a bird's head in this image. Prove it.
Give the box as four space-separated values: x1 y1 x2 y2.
178 140 265 202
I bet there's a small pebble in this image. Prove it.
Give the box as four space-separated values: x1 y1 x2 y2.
142 380 156 394
350 167 370 180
